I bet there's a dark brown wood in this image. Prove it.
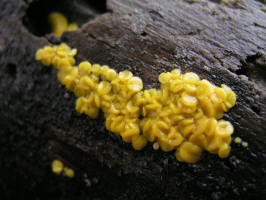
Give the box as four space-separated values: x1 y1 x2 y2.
0 0 265 199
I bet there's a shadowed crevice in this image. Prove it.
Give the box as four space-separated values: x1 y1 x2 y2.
22 0 107 36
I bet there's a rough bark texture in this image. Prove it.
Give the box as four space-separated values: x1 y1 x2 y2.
0 0 266 199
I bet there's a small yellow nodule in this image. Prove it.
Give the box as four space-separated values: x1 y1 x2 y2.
52 160 64 175
215 120 234 137
234 137 242 144
218 143 231 158
49 12 78 37
242 142 248 148
67 23 78 31
36 44 237 163
51 160 75 178
175 141 202 164
132 135 148 150
153 142 160 150
234 137 248 148
63 167 75 178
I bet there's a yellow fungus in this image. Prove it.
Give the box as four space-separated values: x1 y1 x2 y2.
215 120 234 137
67 23 78 31
49 12 78 37
51 160 75 178
36 44 237 163
218 143 231 158
234 137 242 144
242 141 248 148
49 12 68 36
181 93 198 107
63 167 75 178
78 61 92 76
132 135 148 150
52 160 64 175
234 137 248 148
35 43 77 70
153 142 160 150
175 141 202 163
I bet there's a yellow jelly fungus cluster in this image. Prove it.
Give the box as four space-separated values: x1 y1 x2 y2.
51 160 75 178
35 43 77 69
141 71 236 163
49 12 78 37
36 44 237 163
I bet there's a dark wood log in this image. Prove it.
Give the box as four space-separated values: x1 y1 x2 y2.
0 0 265 199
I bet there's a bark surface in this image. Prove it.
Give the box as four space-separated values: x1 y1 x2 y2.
0 0 266 199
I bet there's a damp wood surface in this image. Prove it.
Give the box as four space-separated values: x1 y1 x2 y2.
0 0 266 199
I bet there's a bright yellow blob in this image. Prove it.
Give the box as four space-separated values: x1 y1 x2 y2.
51 159 75 178
37 44 237 163
63 167 75 178
132 135 148 150
51 160 64 175
49 12 78 36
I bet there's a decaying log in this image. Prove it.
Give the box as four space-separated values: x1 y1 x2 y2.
0 0 266 199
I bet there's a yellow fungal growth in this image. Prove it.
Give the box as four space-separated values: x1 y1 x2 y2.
175 141 203 163
153 142 160 150
234 137 248 148
49 12 78 37
132 135 148 150
35 43 77 70
242 141 248 148
51 160 75 178
141 69 235 162
63 167 75 178
67 23 79 31
37 44 237 163
52 160 64 175
234 137 242 144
